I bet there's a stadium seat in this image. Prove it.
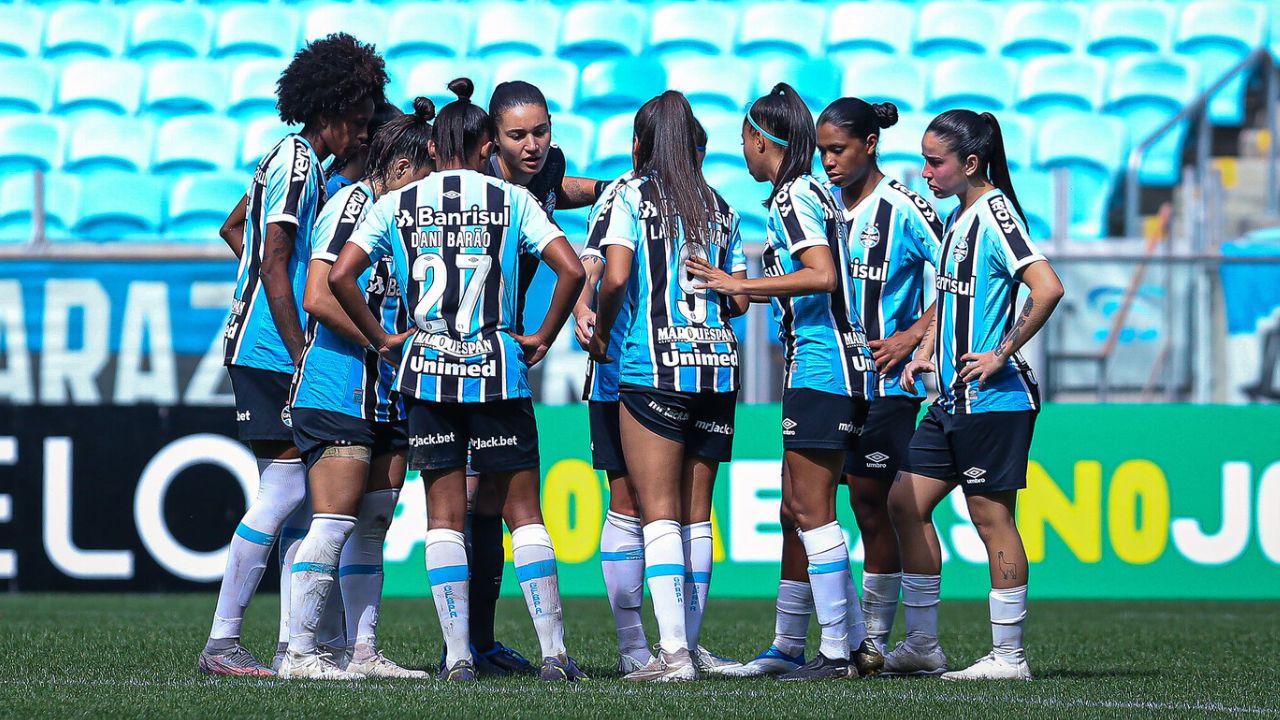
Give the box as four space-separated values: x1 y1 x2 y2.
1086 1 1173 59
0 6 43 58
240 116 293 172
128 4 212 60
144 60 225 116
0 116 64 175
43 4 126 60
714 173 768 240
735 2 826 61
0 59 55 113
54 59 144 116
1015 55 1106 119
1010 166 1056 240
1174 0 1267 126
550 113 594 176
875 111 933 169
664 56 752 115
589 112 636 178
1035 111 1128 239
0 172 80 242
389 59 493 114
649 2 736 59
153 116 240 174
493 58 579 114
304 4 386 50
699 110 746 169
472 3 560 60
998 112 1034 172
166 172 245 242
914 1 1004 60
826 2 915 62
999 2 1085 60
577 58 666 117
64 116 151 174
74 170 165 241
1104 53 1199 186
226 58 287 119
558 1 646 62
842 55 928 114
759 59 840 114
927 56 1016 114
385 5 469 61
212 5 299 59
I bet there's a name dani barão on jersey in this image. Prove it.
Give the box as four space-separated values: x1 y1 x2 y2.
399 204 511 248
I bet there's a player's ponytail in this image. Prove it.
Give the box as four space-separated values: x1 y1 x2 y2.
633 90 715 251
432 77 493 163
745 83 817 199
817 97 899 154
365 97 434 188
926 109 1027 225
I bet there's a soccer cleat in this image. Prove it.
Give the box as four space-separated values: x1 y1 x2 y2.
777 653 852 682
882 640 949 677
539 655 589 682
692 645 744 676
317 643 350 671
271 642 287 673
941 652 1032 681
617 650 654 675
198 643 276 677
477 642 538 676
278 649 362 680
345 649 430 679
715 646 805 678
439 658 477 682
851 638 885 678
623 648 698 683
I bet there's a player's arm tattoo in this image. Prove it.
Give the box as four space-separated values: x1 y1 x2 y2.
912 309 937 360
558 176 605 209
994 297 1034 360
990 261 1065 361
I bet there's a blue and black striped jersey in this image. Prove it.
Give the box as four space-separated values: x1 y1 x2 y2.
933 188 1044 414
581 172 632 403
348 169 564 403
223 134 325 373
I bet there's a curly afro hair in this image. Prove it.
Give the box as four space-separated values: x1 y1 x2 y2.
276 32 389 126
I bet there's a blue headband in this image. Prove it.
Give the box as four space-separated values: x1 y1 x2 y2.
747 103 790 148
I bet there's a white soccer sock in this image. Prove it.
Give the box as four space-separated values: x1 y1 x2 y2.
287 514 356 655
990 584 1028 661
426 528 471 665
681 522 713 648
277 490 313 646
209 458 306 641
845 572 868 650
901 573 941 649
642 519 688 654
600 511 648 662
772 579 813 657
862 572 902 654
340 488 399 648
511 524 567 659
315 572 346 650
799 521 851 660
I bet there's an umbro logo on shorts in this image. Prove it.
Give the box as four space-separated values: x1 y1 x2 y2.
963 467 987 484
865 451 890 469
782 417 797 436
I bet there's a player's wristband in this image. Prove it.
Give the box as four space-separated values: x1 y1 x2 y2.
593 180 607 198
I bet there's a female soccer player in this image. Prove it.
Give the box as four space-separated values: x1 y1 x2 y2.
326 101 406 197
588 91 749 683
279 99 436 680
889 110 1063 681
329 79 587 683
688 83 880 681
200 32 386 678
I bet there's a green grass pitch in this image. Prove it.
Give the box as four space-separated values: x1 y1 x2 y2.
2 595 1277 719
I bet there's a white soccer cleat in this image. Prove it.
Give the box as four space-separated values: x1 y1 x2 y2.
345 649 430 679
693 645 745 676
882 640 949 677
716 645 805 678
617 651 653 675
317 643 351 671
941 651 1032 681
623 648 697 683
278 649 363 680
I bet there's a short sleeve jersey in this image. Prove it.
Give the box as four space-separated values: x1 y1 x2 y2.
581 172 633 402
223 134 325 373
933 188 1045 414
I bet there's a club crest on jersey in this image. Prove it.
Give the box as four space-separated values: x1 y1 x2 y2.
859 224 881 248
952 238 969 262
280 405 293 428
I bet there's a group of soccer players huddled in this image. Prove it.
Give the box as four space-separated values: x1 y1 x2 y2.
197 32 1064 684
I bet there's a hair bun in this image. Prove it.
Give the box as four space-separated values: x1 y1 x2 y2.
412 96 436 122
873 102 899 129
447 77 474 103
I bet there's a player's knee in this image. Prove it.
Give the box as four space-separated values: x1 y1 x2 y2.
886 484 919 527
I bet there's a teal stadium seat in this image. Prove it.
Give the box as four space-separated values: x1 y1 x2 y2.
473 3 560 60
494 58 579 113
875 111 933 171
239 116 292 172
388 59 493 113
212 5 298 59
0 116 65 174
589 113 637 178
0 173 79 242
927 55 1016 114
1174 0 1267 126
558 2 646 63
1086 1 1172 59
1010 166 1055 240
649 2 736 59
128 4 212 60
166 173 245 242
227 58 287 119
549 113 594 176
698 110 747 170
827 2 916 62
665 56 752 115
0 6 43 58
712 173 768 241
735 2 825 61
914 1 1004 60
385 5 469 61
144 60 225 116
997 112 1034 171
1104 53 1199 187
65 115 151 173
999 2 1084 60
1035 111 1128 238
305 4 387 52
153 116 240 174
0 59 54 113
1015 55 1106 119
55 59 143 116
43 3 126 60
842 55 927 114
760 59 840 113
577 58 666 117
74 170 165 241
